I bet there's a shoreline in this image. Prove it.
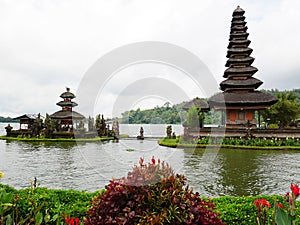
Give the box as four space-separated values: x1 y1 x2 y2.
158 139 300 150
0 135 115 142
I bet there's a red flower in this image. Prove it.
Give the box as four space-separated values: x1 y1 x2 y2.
261 198 271 208
64 215 80 225
253 199 260 208
290 183 300 197
253 198 271 209
277 203 284 209
65 216 71 224
139 157 144 165
172 196 177 203
151 156 155 164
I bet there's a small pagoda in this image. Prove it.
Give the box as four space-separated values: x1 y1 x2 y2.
50 87 85 130
209 6 277 128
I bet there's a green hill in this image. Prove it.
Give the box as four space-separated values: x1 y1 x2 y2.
0 116 16 123
118 102 187 124
118 89 300 124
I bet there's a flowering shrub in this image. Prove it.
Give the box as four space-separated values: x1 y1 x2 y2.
84 157 224 225
254 183 300 225
274 183 300 225
63 214 81 225
253 198 271 225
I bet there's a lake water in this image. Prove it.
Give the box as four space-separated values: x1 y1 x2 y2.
0 123 300 197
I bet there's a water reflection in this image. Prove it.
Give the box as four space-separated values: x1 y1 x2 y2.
1 138 300 196
183 148 300 196
216 149 262 196
182 148 223 196
255 151 300 196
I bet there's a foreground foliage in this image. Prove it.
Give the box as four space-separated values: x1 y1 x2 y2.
84 157 224 224
252 184 300 225
0 184 98 224
0 183 299 224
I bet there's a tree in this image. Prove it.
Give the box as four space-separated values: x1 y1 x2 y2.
30 113 44 137
95 114 101 130
186 106 200 130
166 125 172 138
44 114 54 138
163 102 171 109
261 91 300 128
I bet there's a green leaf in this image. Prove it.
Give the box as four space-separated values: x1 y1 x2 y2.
5 214 12 225
50 214 59 222
35 212 43 225
44 214 51 223
275 206 293 225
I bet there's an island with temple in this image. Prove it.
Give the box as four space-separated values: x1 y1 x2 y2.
160 6 300 149
2 87 120 141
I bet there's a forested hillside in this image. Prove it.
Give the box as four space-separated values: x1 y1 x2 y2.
0 116 16 123
262 88 300 102
119 102 187 124
118 89 300 124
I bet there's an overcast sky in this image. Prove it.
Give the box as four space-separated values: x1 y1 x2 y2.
0 0 299 118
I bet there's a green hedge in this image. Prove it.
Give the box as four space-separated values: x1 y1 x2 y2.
0 184 101 224
1 184 300 224
159 137 300 150
213 195 300 224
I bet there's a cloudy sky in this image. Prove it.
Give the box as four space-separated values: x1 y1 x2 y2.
0 0 299 118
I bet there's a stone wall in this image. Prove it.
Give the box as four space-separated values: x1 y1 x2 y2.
186 128 300 139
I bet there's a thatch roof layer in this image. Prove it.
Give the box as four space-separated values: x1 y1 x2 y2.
220 77 262 90
209 91 278 106
224 66 258 77
50 110 84 120
183 98 210 111
57 101 78 107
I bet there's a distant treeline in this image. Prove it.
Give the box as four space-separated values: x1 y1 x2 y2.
261 88 300 102
118 102 187 124
0 116 17 123
118 88 300 124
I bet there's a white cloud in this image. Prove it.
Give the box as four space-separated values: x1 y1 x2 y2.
0 0 299 117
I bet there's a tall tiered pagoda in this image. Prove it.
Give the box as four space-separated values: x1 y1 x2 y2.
50 87 85 129
209 6 277 128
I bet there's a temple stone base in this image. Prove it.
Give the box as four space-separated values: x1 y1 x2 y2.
185 128 300 139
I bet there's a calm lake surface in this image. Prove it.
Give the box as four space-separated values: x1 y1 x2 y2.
0 123 300 197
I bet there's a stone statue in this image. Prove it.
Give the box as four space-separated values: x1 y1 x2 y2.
112 121 120 140
166 125 172 138
137 126 144 140
5 124 13 137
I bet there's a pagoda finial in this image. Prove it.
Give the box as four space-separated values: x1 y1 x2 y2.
233 5 244 14
66 87 70 92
